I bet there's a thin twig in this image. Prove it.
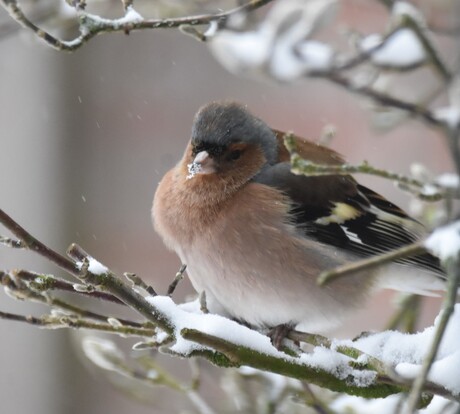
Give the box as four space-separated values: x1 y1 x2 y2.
314 73 444 128
385 294 421 333
0 208 173 334
167 264 187 296
0 0 274 51
0 236 25 248
401 15 451 82
67 243 175 334
14 269 123 304
318 241 426 286
0 310 154 336
301 383 334 414
199 291 209 314
285 133 455 202
0 208 78 274
2 271 147 328
134 355 217 414
125 272 157 296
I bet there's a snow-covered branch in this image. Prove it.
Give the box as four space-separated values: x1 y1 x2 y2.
0 0 273 51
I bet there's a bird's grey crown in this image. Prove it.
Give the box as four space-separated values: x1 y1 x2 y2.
191 101 278 165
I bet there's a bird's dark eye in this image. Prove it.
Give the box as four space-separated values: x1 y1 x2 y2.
228 149 242 161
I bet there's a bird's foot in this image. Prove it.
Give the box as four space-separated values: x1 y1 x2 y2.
268 324 293 350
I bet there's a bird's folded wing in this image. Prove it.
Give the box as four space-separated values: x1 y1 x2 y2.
253 131 443 277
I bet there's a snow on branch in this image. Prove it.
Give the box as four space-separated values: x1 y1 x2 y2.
0 0 273 51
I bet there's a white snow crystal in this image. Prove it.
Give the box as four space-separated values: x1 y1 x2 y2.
79 6 143 30
425 221 460 262
421 184 438 196
186 162 203 180
203 20 219 38
434 106 460 130
295 41 334 71
436 173 459 189
301 346 376 387
116 6 143 25
76 257 109 275
361 29 426 68
87 258 109 274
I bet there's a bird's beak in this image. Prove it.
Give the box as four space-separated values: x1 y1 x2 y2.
187 151 216 179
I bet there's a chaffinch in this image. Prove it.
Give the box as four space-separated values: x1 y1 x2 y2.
152 101 445 339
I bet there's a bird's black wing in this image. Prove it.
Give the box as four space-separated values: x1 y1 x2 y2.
254 162 443 276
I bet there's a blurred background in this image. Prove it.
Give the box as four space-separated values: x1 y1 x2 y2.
0 0 458 413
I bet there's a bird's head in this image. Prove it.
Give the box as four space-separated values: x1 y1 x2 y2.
183 102 278 188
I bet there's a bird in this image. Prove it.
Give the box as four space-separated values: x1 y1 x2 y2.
152 101 445 346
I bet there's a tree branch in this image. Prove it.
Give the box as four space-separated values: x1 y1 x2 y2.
0 309 154 336
316 73 444 128
0 0 274 51
317 241 426 286
0 208 174 334
284 133 453 202
0 208 78 274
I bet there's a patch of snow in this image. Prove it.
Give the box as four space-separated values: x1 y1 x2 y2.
204 20 218 38
295 41 334 71
397 350 460 396
361 29 426 67
116 6 144 25
421 184 439 196
147 295 282 357
436 173 459 189
343 304 460 395
88 258 109 274
75 257 108 275
210 0 336 81
80 6 143 30
425 221 460 262
332 395 458 414
434 106 460 130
